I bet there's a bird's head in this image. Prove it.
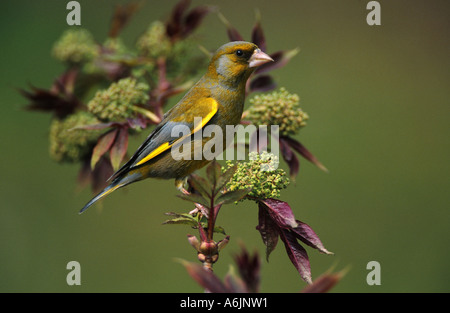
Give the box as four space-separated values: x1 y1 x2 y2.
208 41 273 89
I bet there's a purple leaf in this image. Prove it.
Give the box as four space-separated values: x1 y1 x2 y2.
292 220 333 255
256 204 280 261
282 136 328 172
279 137 299 179
166 0 191 40
251 20 266 52
91 129 118 170
182 5 215 38
301 271 343 293
91 156 114 194
20 69 81 119
227 27 244 42
248 75 276 94
53 68 78 94
259 199 298 229
233 246 261 293
254 48 300 75
279 229 312 284
180 260 230 293
109 127 128 171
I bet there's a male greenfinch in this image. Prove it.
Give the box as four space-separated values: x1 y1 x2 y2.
80 41 273 213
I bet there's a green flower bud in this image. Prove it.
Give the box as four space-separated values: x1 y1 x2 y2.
49 111 102 163
52 28 98 64
224 151 290 201
87 77 150 122
136 21 172 59
103 37 129 55
247 88 309 136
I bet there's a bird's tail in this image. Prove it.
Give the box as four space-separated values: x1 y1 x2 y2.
79 172 141 214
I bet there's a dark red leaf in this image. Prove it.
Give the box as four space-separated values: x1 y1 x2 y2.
91 156 114 194
301 271 343 293
282 136 328 172
279 137 293 162
279 229 312 284
109 127 129 171
52 68 78 94
256 204 280 261
227 27 244 42
91 128 118 169
21 70 81 119
233 246 261 293
279 137 299 179
254 48 299 75
292 220 333 255
182 5 214 38
251 20 266 52
180 260 230 293
166 0 191 40
259 199 298 229
108 2 141 38
248 75 276 94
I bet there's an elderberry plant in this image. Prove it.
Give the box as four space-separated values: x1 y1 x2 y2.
21 0 340 292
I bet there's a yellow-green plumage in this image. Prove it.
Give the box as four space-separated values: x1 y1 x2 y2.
80 41 273 213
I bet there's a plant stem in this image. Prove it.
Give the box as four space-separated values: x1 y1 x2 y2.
207 192 215 241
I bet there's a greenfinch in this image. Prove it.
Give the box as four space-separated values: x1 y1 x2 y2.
80 41 273 213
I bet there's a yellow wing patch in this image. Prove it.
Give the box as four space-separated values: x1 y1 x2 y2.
134 98 218 166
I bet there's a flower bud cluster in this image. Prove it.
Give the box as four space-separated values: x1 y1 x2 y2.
224 151 290 200
247 88 308 136
87 77 149 122
52 29 98 64
49 111 101 163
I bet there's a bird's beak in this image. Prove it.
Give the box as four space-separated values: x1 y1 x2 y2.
248 49 274 68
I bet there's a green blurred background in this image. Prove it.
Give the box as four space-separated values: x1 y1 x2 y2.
1 0 449 293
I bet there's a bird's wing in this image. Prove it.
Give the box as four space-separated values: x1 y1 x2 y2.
111 96 219 178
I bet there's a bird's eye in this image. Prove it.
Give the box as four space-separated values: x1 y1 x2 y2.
235 49 243 57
